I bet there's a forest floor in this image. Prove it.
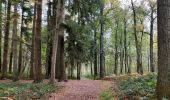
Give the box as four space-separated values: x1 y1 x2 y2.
48 79 114 100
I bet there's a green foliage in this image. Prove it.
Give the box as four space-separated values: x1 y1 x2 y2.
100 90 114 100
0 83 60 99
119 74 157 99
85 74 100 80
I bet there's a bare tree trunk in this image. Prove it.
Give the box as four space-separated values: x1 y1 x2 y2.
114 21 118 75
124 18 128 74
30 3 37 79
100 0 104 78
12 3 19 81
33 0 42 83
50 0 64 84
77 61 81 80
94 29 98 77
131 0 143 75
9 51 13 74
58 28 67 82
1 0 11 79
45 0 52 79
18 0 24 76
150 10 154 73
157 0 170 99
0 0 2 72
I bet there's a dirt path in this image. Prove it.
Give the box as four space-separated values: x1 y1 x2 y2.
48 80 111 100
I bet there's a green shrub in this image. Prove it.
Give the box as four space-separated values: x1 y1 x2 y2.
119 74 157 99
100 90 114 100
0 82 60 99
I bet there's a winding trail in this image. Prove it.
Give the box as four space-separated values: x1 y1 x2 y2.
48 80 111 100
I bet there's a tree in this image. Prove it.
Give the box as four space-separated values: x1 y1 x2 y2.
45 0 52 79
30 3 37 79
18 0 24 76
33 0 42 83
1 0 11 79
100 0 105 79
12 2 19 81
131 0 143 74
157 0 170 99
50 0 65 84
148 0 157 72
0 0 2 72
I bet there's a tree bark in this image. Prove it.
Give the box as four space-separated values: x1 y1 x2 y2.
124 18 128 74
77 61 81 80
114 21 118 75
18 0 24 76
157 0 170 99
150 10 154 72
45 0 52 79
94 29 98 77
0 0 2 72
33 0 42 83
12 4 19 81
131 0 143 75
100 0 104 79
30 3 37 79
50 0 64 84
1 0 11 79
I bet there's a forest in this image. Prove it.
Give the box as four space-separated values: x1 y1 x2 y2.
0 0 169 100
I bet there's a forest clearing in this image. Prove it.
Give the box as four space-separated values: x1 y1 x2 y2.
0 0 170 100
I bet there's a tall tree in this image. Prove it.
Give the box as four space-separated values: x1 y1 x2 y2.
157 0 170 99
1 0 11 79
100 0 105 79
33 0 42 83
114 20 119 75
148 0 156 72
18 0 24 76
45 0 52 78
50 0 64 84
131 0 143 74
0 0 2 72
12 3 19 81
30 3 37 79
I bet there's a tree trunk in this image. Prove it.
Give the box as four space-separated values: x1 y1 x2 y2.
9 51 13 74
58 28 66 82
45 0 52 79
150 10 154 72
33 0 42 83
30 3 37 79
114 21 118 75
0 0 2 72
50 0 64 84
77 62 81 80
18 0 24 76
91 61 93 75
1 0 11 79
100 0 104 79
124 18 128 74
94 29 98 77
131 0 143 75
157 0 170 99
12 4 19 81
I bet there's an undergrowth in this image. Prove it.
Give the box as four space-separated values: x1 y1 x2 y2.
0 82 61 99
85 74 100 80
118 74 157 100
100 90 114 100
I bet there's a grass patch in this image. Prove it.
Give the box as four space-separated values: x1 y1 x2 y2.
118 74 157 99
0 82 61 99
